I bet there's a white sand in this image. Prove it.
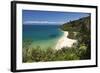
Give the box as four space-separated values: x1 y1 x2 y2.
55 31 77 50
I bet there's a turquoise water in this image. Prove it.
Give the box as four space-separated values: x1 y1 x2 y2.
23 25 64 49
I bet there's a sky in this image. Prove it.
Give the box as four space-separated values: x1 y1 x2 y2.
23 10 90 25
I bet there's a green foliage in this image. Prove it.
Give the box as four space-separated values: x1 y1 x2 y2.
23 46 81 63
67 31 77 39
22 40 89 62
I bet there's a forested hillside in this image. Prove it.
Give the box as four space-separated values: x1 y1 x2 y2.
60 16 91 59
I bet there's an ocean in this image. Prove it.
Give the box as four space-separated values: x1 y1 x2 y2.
23 25 64 49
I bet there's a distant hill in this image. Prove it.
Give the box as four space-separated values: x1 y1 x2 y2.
60 16 91 32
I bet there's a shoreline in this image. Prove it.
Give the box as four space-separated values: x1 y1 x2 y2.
55 31 77 50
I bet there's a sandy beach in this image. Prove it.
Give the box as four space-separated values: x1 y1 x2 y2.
55 31 77 50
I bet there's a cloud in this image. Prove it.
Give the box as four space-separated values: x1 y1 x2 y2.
23 21 65 25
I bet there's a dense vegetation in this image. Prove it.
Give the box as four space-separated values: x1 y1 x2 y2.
23 40 86 62
23 16 91 63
